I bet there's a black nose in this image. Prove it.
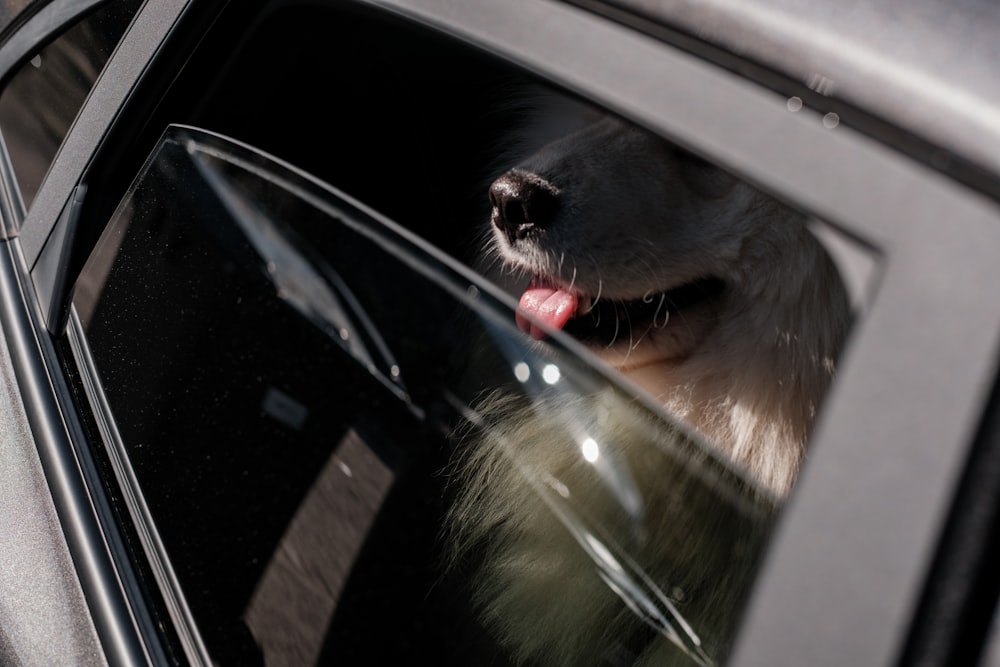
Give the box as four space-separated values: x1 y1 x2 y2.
489 170 560 242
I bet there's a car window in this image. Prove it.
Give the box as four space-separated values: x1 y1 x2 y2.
0 0 142 215
60 4 880 666
69 120 871 666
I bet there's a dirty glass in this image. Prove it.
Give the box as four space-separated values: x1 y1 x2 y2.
69 124 790 666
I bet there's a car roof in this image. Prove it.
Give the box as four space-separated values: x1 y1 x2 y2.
603 0 1000 187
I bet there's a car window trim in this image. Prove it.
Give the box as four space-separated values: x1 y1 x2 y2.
66 305 214 666
0 242 107 667
0 236 161 665
0 1 194 664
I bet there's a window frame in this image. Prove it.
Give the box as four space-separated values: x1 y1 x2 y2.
5 0 1000 665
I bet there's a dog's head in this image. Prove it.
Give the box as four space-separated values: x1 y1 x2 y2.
486 114 788 368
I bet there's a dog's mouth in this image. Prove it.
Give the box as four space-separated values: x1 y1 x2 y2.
515 275 726 346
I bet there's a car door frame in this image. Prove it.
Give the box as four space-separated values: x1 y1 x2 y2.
0 1 207 665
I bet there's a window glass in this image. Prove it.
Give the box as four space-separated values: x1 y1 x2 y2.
982 604 1000 666
0 0 142 213
71 123 858 666
64 5 878 665
0 1 37 35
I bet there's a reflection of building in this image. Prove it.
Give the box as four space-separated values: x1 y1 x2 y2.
0 1 142 209
0 0 35 37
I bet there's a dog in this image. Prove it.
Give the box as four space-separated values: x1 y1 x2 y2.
445 93 851 666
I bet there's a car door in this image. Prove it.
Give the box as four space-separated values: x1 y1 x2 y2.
2 1 999 666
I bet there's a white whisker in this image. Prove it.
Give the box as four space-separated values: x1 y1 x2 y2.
653 293 670 328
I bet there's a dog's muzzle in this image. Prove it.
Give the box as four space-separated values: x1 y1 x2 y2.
489 169 560 243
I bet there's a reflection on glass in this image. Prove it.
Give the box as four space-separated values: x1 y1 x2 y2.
73 125 803 666
0 0 143 213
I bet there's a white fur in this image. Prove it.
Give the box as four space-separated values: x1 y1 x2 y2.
448 97 851 666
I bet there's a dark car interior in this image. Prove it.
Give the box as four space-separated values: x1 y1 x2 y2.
81 0 522 272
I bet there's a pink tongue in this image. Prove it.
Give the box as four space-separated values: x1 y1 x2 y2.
516 277 579 340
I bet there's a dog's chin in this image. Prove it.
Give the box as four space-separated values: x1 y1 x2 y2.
562 277 726 373
586 299 721 379
497 243 726 375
